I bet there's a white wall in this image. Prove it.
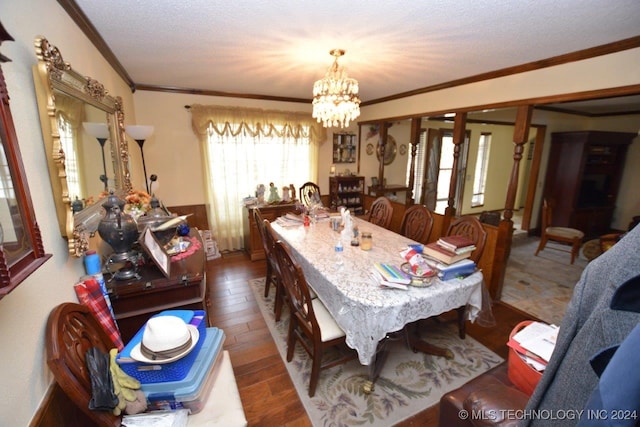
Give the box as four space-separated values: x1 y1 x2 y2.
0 2 136 425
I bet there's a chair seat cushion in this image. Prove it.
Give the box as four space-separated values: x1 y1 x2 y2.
312 298 346 342
546 226 584 239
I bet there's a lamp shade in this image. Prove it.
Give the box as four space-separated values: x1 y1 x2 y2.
83 122 110 139
125 125 154 140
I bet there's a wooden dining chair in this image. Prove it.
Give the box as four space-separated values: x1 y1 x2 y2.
253 208 279 300
446 215 488 263
273 239 357 397
263 219 287 321
535 198 584 264
445 215 488 339
46 303 122 427
299 181 321 207
400 204 434 244
367 196 393 229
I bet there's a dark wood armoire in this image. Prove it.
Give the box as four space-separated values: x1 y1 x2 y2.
543 130 635 238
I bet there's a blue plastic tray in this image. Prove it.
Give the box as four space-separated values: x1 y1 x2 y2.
117 310 207 383
141 327 225 403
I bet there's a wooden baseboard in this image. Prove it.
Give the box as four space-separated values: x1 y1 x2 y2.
29 382 96 427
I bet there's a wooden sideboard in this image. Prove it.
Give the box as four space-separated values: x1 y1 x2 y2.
243 203 301 261
107 230 209 342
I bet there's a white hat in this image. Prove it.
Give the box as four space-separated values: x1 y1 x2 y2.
130 316 199 364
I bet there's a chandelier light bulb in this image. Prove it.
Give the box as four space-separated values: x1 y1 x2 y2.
312 49 361 128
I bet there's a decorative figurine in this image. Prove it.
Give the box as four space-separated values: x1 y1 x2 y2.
256 184 266 204
289 184 296 201
340 207 353 244
282 186 291 202
267 182 281 203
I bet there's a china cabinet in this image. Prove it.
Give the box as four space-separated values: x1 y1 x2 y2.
543 131 634 237
329 176 365 214
332 133 357 163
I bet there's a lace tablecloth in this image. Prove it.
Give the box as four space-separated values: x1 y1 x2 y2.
271 217 484 366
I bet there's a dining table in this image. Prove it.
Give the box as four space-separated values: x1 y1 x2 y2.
270 214 485 392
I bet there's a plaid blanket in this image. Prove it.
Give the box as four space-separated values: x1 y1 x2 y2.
74 278 124 350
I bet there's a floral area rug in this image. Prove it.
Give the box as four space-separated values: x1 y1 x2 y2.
249 278 503 427
501 236 587 326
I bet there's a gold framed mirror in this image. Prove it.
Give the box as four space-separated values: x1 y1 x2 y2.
32 36 132 257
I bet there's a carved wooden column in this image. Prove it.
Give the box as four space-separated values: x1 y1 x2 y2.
445 113 467 218
489 105 533 300
406 117 422 205
504 105 533 220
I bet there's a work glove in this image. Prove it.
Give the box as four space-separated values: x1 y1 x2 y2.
109 348 147 416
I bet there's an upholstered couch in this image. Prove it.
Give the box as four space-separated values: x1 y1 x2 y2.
439 363 529 427
440 225 640 427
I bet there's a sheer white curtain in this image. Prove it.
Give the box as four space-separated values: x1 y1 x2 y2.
191 105 325 252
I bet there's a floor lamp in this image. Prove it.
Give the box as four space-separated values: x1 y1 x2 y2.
82 122 110 190
125 125 155 194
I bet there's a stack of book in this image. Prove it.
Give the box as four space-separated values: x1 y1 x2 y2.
371 263 411 290
432 258 477 281
422 235 476 265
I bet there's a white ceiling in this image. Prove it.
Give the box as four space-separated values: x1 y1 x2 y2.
73 0 640 104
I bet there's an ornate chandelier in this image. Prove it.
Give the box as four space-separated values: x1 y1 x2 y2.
312 49 361 128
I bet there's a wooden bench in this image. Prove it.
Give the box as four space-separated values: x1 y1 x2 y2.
37 303 246 426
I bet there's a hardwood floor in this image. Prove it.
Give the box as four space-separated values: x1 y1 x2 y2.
207 251 533 427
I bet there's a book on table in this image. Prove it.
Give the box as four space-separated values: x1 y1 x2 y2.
372 263 411 285
435 259 477 281
423 242 473 265
437 235 476 254
371 273 409 290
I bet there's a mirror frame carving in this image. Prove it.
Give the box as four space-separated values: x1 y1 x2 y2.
33 36 132 257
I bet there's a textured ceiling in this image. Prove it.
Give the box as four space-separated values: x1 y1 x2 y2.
73 0 640 103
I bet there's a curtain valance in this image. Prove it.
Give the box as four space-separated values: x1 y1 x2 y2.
190 104 326 145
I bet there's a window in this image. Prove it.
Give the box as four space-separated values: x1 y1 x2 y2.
190 105 323 253
407 126 469 213
203 121 318 252
471 132 491 207
435 132 455 213
57 116 82 200
406 130 426 203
